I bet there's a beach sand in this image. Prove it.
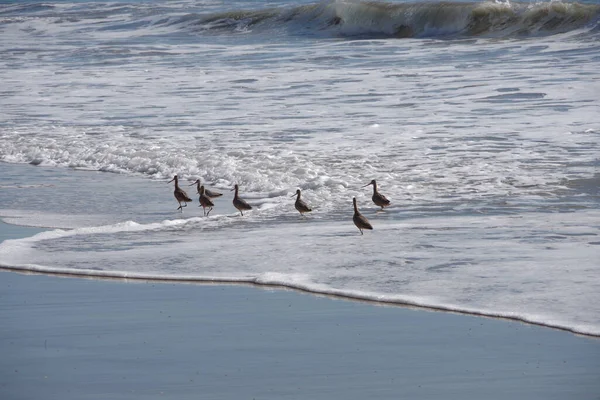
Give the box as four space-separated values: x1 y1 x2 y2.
1 222 599 399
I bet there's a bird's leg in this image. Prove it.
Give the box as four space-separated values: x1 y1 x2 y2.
207 207 212 217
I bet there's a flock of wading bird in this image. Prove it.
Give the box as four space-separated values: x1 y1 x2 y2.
167 175 391 235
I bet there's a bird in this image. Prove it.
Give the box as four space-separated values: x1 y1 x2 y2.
168 175 192 211
363 179 390 210
197 185 214 216
291 189 312 216
189 179 223 198
231 184 252 216
353 197 373 235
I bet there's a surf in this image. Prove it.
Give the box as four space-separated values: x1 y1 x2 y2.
155 1 600 39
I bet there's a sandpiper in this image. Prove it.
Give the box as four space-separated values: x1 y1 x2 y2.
353 197 373 235
198 185 215 216
363 179 390 210
168 175 192 211
189 179 223 198
291 189 312 216
231 184 252 216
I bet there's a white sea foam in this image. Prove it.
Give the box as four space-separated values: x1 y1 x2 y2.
1 205 599 335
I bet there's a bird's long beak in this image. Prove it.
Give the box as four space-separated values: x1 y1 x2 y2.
168 177 175 183
290 193 297 198
188 181 197 186
362 183 371 187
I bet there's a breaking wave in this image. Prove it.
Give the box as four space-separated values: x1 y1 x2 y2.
2 0 597 39
157 1 600 39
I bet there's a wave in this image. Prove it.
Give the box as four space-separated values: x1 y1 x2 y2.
2 263 598 338
1 217 599 338
156 1 600 39
2 1 598 39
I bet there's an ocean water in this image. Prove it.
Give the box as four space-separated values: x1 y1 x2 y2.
1 0 599 336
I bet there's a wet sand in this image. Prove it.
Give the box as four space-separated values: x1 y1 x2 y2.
1 274 599 398
1 221 599 399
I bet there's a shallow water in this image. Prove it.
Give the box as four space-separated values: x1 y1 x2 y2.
1 0 599 336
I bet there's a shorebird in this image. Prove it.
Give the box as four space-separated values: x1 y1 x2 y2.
168 175 192 211
231 184 252 216
353 197 373 235
363 179 390 210
189 179 223 198
291 189 312 216
197 185 214 216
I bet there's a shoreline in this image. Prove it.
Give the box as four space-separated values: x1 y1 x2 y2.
1 163 599 340
1 265 598 340
0 220 597 340
2 269 599 400
2 220 600 399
